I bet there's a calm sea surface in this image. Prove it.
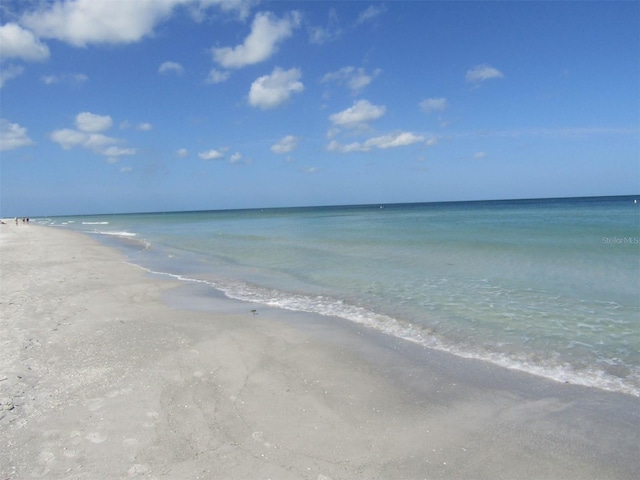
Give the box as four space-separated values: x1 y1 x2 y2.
42 196 640 396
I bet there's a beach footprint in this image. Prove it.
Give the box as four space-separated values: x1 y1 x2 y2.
251 430 273 448
30 450 55 478
85 431 108 444
127 463 153 478
86 397 105 412
143 410 159 428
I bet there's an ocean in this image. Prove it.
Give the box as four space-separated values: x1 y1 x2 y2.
41 196 640 397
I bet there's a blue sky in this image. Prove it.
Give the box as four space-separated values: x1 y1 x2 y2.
1 0 638 216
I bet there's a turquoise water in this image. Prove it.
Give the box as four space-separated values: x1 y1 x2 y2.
43 196 640 396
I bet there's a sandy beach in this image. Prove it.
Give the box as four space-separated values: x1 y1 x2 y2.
1 222 638 479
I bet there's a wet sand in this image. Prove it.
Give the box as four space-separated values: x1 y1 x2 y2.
1 222 638 479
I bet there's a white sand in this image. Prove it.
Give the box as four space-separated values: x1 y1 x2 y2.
1 222 638 479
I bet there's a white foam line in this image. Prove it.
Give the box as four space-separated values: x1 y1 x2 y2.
124 261 640 397
93 230 137 237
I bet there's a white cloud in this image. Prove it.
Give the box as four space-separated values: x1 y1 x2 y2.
85 133 121 151
206 68 231 84
120 166 133 173
328 99 386 129
466 64 504 83
198 149 225 160
248 67 304 110
103 146 136 157
50 128 122 154
212 11 301 68
50 128 89 150
366 132 425 149
228 151 251 164
41 72 88 85
49 111 141 161
105 146 136 164
426 137 438 147
20 0 180 47
356 5 386 25
474 151 487 159
176 148 189 158
50 129 119 152
137 122 152 131
271 135 298 154
18 1 261 48
322 66 381 93
76 112 112 132
159 61 184 75
0 64 25 88
0 119 35 151
327 132 424 153
420 97 447 113
0 23 50 61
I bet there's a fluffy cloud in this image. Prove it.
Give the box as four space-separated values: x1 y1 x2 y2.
322 66 382 93
271 135 298 154
0 23 50 62
466 64 504 83
159 61 184 75
20 0 180 47
198 149 225 160
50 128 118 151
419 97 447 113
13 1 255 49
327 131 425 153
329 99 386 129
248 67 304 110
49 111 138 160
49 128 88 150
212 11 300 68
137 122 152 131
176 148 189 158
76 112 113 132
0 119 35 151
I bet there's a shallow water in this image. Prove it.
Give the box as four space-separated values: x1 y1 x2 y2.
43 196 640 396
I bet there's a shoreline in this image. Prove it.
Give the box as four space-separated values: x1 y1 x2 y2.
1 223 639 479
95 223 640 399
